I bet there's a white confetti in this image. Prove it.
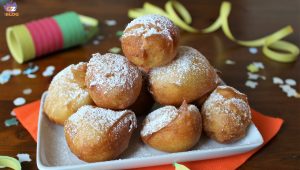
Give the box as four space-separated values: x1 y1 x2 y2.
253 62 264 69
225 59 236 65
27 74 36 78
0 70 11 84
11 69 21 76
105 19 117 26
1 54 10 61
247 72 266 80
93 40 100 45
42 65 55 77
23 65 39 75
285 79 296 86
17 153 31 163
13 97 26 106
273 77 284 84
249 47 258 54
245 80 258 89
10 111 16 116
23 88 32 95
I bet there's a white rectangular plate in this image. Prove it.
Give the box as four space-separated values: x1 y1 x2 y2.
37 92 263 170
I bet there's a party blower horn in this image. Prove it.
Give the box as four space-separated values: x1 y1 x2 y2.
6 11 98 64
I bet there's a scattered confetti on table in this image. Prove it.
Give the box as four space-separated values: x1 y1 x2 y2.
0 70 12 84
1 54 10 62
249 47 258 54
225 59 236 65
23 63 39 75
285 79 296 86
4 117 18 127
116 30 123 37
27 74 37 79
245 80 258 89
273 77 284 85
105 19 117 26
247 62 264 73
42 65 55 77
93 40 100 45
13 97 26 106
272 77 300 98
10 111 16 116
11 69 21 76
16 153 31 163
248 72 266 80
22 88 32 95
109 47 121 54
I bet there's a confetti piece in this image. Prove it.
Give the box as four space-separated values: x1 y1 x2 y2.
4 118 18 127
1 54 10 61
13 97 26 106
27 74 36 79
105 19 117 26
249 47 258 54
0 70 11 84
252 62 264 69
173 163 190 170
285 79 296 86
10 111 16 116
247 64 259 73
279 84 298 97
42 66 55 77
273 77 284 84
22 88 32 95
23 63 39 75
16 153 31 163
109 47 121 54
93 40 100 45
11 69 21 76
245 80 258 89
247 72 266 80
116 30 123 37
225 59 236 65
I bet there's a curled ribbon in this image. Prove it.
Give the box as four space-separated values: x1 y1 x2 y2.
0 156 21 170
128 1 299 63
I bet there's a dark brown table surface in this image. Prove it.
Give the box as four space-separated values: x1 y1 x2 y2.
0 0 299 169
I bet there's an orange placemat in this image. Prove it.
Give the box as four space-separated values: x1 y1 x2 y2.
13 100 283 170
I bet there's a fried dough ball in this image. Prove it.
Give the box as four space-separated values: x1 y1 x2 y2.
44 62 93 125
64 105 137 162
141 101 202 152
85 53 142 109
201 85 252 143
149 46 219 106
121 14 179 70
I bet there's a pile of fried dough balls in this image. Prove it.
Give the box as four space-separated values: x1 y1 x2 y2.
44 14 252 162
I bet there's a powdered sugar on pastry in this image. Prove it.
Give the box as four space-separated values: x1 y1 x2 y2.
86 53 140 94
141 106 179 136
66 105 137 141
123 14 178 40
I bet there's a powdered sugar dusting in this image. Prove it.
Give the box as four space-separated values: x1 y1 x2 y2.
86 53 141 94
150 46 213 86
123 14 177 40
141 106 178 136
66 105 136 141
202 86 251 126
49 64 89 106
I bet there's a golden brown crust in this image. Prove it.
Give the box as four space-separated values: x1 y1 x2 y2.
141 101 202 152
121 14 179 69
201 85 252 143
44 62 93 125
85 53 142 110
149 46 219 106
64 105 137 162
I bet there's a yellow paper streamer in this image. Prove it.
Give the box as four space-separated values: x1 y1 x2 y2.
128 1 299 63
173 163 190 170
0 156 21 170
